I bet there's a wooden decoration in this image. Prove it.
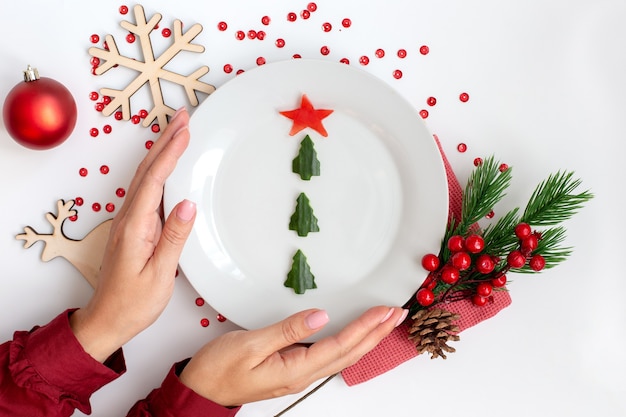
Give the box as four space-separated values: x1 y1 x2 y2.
16 200 111 288
88 4 215 129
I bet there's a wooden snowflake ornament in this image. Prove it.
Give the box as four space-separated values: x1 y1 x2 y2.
89 4 215 129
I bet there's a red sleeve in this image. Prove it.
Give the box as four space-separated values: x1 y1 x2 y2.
126 359 241 417
0 309 126 416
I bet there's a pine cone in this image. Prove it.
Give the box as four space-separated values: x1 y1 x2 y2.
408 308 460 359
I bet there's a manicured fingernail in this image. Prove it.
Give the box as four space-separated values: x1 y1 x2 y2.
305 310 329 329
395 309 409 327
176 199 196 222
380 308 394 324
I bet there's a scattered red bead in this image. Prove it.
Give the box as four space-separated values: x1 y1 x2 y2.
69 215 78 222
100 165 110 175
307 2 317 12
375 48 385 58
236 68 245 74
235 30 245 40
92 202 102 212
126 33 136 43
115 111 123 120
90 128 99 137
116 187 126 197
131 115 141 124
217 314 227 322
301 10 310 19
459 92 470 102
419 45 430 55
359 56 370 65
200 318 210 327
275 38 285 48
223 63 233 73
473 157 483 166
485 210 495 219
151 124 160 133
499 163 509 172
75 197 84 206
261 16 271 25
105 203 115 213
393 69 403 79
342 18 352 28
397 49 407 58
340 58 350 64
139 109 148 119
103 125 112 134
427 96 437 106
145 140 154 149
89 91 99 101
79 168 88 177
292 54 301 59
162 28 172 38
457 143 467 153
287 12 297 22
256 31 266 40
217 21 228 31
320 46 330 55
195 297 205 306
256 56 266 65
95 103 105 112
90 34 100 44
247 30 257 39
119 5 129 15
419 109 429 119
322 22 332 32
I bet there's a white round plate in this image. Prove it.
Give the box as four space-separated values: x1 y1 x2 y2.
164 59 448 341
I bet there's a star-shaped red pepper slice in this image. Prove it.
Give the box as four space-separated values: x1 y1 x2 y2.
279 94 334 137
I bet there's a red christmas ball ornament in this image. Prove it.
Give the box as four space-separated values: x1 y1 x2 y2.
3 66 77 150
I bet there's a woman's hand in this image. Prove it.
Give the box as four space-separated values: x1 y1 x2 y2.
180 305 408 407
70 108 196 362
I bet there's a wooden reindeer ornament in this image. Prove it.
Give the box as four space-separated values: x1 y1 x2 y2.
16 200 112 288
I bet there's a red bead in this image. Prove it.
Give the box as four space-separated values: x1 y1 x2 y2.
440 266 460 285
261 16 271 25
492 274 507 287
342 18 352 28
256 31 266 40
472 294 488 306
151 124 160 133
102 95 112 104
126 33 136 43
217 314 227 322
475 255 495 274
499 163 509 172
287 12 297 21
217 21 228 31
131 115 141 124
105 203 115 213
427 96 437 106
256 57 266 66
464 234 485 253
447 235 465 252
301 10 310 19
200 318 210 327
90 128 99 137
275 38 285 48
320 46 330 55
223 64 233 74
507 250 526 268
75 197 84 206
195 297 205 306
529 254 546 271
145 140 154 149
375 48 385 58
339 58 350 64
92 202 101 212
485 210 495 219
451 252 471 271
139 109 148 118
397 49 407 58
95 103 105 112
393 69 403 79
79 168 88 177
103 125 112 134
119 5 129 14
476 282 493 297
235 30 245 40
100 165 109 175
419 45 430 55
115 111 123 120
416 288 435 306
457 143 467 153
322 22 332 32
69 215 78 222
89 91 99 101
307 2 317 11
421 253 440 272
162 28 172 37
236 69 245 74
515 223 532 239
459 92 470 102
116 187 126 197
247 30 257 39
90 34 100 43
90 57 100 67
359 55 369 65
419 109 429 118
473 157 483 166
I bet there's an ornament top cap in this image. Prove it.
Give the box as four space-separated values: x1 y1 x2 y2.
23 65 40 82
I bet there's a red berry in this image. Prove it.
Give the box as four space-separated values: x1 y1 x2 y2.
440 266 460 285
475 254 495 274
447 235 465 252
451 252 471 271
521 234 539 252
492 274 507 287
515 223 532 239
476 282 493 297
464 234 485 253
507 250 526 268
421 253 440 272
421 274 437 290
416 288 435 306
529 254 546 271
472 294 488 306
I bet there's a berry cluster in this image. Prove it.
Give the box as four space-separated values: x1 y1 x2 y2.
416 222 545 308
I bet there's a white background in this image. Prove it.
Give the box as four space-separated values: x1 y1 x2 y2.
0 1 624 416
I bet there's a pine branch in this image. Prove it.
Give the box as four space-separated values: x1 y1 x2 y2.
456 156 512 235
521 171 593 226
482 207 521 257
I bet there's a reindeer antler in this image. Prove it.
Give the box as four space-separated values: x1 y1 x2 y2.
16 200 76 251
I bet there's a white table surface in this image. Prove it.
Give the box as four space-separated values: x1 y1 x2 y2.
1 1 624 416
